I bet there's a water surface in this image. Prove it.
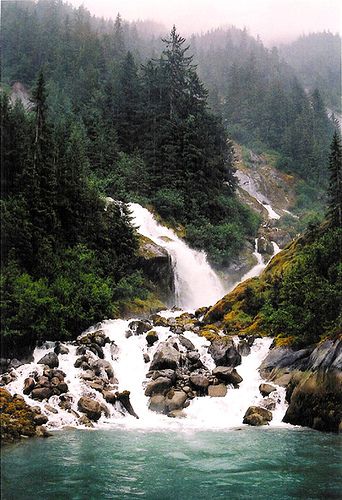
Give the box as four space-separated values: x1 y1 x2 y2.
2 428 341 499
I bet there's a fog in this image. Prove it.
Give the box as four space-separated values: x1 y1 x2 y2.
69 0 341 44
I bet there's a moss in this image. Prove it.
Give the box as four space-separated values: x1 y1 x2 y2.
274 335 296 347
120 293 165 318
0 388 38 444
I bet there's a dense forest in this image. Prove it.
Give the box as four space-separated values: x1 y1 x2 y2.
1 0 341 355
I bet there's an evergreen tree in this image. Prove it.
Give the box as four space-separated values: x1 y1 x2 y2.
327 131 342 227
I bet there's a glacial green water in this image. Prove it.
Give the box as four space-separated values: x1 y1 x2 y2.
1 428 341 499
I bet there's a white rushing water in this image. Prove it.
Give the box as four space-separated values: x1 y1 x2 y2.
3 204 289 431
129 203 225 310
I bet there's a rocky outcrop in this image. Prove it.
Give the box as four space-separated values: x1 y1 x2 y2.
0 388 50 443
260 338 342 432
138 235 174 304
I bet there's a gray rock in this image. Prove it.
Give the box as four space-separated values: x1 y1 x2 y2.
91 359 115 381
178 335 196 351
150 342 181 371
259 346 313 376
146 330 159 347
143 353 150 363
165 390 188 411
238 340 251 357
128 320 152 336
208 340 241 367
78 415 94 428
151 369 176 382
261 398 276 410
307 339 342 371
187 351 201 364
34 413 49 425
243 406 272 426
212 366 243 385
37 352 59 369
149 394 167 413
145 377 172 396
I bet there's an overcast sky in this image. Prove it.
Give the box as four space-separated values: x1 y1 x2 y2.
68 0 341 44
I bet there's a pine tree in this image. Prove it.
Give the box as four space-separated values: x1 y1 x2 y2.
327 131 342 227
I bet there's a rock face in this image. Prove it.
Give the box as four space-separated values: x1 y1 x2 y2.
283 371 342 432
138 235 174 303
77 397 102 421
208 340 241 367
243 406 273 426
260 339 342 432
150 342 181 371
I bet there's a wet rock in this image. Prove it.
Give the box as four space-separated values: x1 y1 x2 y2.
243 406 273 426
34 414 49 425
261 398 276 411
150 342 181 371
36 375 51 387
57 382 68 394
208 340 241 367
259 346 313 377
208 384 227 397
190 374 210 392
143 353 150 363
88 343 104 359
103 391 117 404
76 346 87 356
257 236 274 255
125 330 133 339
145 377 172 396
307 339 342 371
146 330 159 347
74 355 89 368
151 369 176 383
8 359 24 370
77 396 102 421
149 394 166 413
35 426 51 438
129 320 152 336
59 394 73 410
37 352 59 369
168 409 186 418
238 340 251 357
100 402 110 418
78 330 109 348
165 389 188 411
110 342 119 361
87 381 104 392
195 306 209 318
150 315 169 327
116 391 139 419
91 359 115 381
45 405 58 414
283 370 342 432
178 335 195 351
212 366 243 386
23 377 36 395
49 369 66 381
54 342 69 355
0 373 13 385
80 370 96 381
31 387 53 401
50 376 61 386
259 383 276 397
187 351 201 364
78 415 94 428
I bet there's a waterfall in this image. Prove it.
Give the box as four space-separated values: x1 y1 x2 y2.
3 205 289 431
128 203 225 310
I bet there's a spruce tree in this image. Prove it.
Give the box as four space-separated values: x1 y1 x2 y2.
327 131 342 227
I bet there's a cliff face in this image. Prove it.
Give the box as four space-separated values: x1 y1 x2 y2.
138 235 175 305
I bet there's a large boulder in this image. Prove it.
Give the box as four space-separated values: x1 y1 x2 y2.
37 352 59 369
77 396 102 421
212 366 243 386
165 390 188 412
283 371 342 432
243 406 273 426
144 377 172 397
208 340 241 367
149 342 181 371
149 394 167 413
178 335 195 351
31 387 53 401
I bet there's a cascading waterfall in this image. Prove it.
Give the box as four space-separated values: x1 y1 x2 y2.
3 203 289 431
128 203 225 310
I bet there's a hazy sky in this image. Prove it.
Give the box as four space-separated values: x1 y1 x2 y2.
69 0 341 44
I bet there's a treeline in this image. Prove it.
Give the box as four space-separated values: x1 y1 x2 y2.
2 1 258 266
1 76 148 357
191 27 337 183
